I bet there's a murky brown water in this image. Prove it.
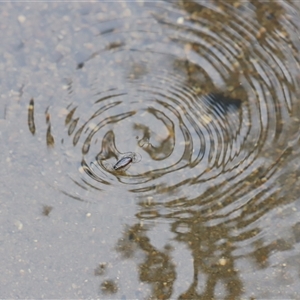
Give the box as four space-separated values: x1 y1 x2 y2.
1 1 300 298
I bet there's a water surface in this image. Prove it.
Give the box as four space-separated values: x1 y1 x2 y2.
1 1 300 299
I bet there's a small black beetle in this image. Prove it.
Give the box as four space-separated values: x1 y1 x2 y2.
113 156 133 170
113 152 141 170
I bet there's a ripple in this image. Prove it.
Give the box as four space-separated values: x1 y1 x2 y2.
22 1 300 298
27 0 300 272
43 1 300 213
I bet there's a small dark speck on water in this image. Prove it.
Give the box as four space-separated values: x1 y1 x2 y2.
77 62 84 69
42 205 53 216
128 232 135 241
94 263 106 276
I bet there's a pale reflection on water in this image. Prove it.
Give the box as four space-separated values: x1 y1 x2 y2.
1 0 300 298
